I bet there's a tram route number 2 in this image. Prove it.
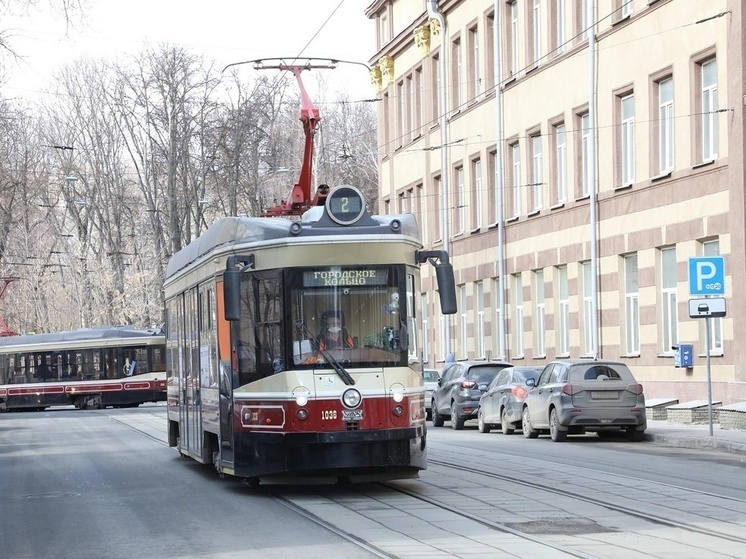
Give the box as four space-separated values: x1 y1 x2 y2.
321 409 364 420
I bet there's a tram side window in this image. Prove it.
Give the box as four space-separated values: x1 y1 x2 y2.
237 272 284 386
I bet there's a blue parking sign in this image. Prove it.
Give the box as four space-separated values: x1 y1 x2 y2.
688 256 725 295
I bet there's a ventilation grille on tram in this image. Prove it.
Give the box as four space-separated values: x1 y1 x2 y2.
345 421 359 431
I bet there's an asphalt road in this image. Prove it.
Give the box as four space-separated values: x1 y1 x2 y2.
0 405 378 559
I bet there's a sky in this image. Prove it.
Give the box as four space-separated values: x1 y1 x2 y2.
1 0 376 101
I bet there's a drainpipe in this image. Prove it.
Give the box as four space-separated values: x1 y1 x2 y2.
494 0 507 361
427 0 451 357
588 0 599 359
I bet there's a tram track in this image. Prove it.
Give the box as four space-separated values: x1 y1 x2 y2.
118 410 746 557
422 459 746 544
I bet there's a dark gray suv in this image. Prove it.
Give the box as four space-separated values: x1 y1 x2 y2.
432 361 513 430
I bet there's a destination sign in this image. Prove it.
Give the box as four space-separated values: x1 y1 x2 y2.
304 269 389 287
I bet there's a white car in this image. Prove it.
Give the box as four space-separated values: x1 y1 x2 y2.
423 369 440 420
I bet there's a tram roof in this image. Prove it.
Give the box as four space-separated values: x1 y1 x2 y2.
165 211 420 280
0 325 164 351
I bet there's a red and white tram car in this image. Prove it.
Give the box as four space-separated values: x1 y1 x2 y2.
164 185 456 484
0 326 166 411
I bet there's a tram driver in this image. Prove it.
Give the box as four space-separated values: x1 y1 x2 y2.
316 310 354 351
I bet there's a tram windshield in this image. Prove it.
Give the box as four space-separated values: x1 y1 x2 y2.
289 265 412 368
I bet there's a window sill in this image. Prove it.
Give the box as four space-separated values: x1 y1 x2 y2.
550 202 565 211
621 353 641 358
527 209 541 217
505 215 519 223
650 170 672 182
614 183 633 192
693 159 716 170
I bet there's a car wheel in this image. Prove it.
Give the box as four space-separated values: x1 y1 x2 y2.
477 408 491 433
522 407 539 439
451 402 465 430
549 408 567 442
432 401 444 427
627 428 645 442
501 408 514 435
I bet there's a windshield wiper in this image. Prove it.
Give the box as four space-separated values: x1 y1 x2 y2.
296 320 355 386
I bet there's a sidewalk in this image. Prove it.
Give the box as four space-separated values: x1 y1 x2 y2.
645 419 746 455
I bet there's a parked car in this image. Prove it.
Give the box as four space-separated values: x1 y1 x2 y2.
422 368 440 419
521 359 647 442
477 366 541 434
432 361 513 430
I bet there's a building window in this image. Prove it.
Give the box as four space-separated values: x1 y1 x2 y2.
455 165 465 235
476 281 485 359
551 0 566 55
621 0 633 19
468 25 480 100
701 57 718 162
432 53 440 122
557 265 569 355
452 37 463 112
510 142 521 217
507 1 519 77
438 313 447 361
661 246 678 354
488 148 497 224
554 122 567 203
703 240 723 353
417 183 427 245
396 80 406 147
459 285 468 358
513 273 524 358
658 77 674 174
535 269 546 357
581 112 591 197
576 0 590 42
485 12 495 91
528 0 542 67
624 253 640 355
531 133 543 211
493 277 503 357
471 158 483 230
582 261 594 355
620 93 635 186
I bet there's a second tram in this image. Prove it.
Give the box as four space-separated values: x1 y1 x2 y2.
0 325 167 411
165 186 456 484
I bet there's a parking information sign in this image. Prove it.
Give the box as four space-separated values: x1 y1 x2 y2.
688 256 725 296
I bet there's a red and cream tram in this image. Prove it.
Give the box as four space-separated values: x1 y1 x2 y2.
164 185 456 484
0 326 167 411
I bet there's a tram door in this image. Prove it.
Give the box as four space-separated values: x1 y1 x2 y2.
185 288 203 460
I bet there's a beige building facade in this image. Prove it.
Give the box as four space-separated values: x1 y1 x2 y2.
364 0 746 404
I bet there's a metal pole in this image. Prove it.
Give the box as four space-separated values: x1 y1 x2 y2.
705 316 713 436
494 0 506 361
588 0 599 359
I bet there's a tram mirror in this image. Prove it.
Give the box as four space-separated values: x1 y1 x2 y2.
435 263 457 315
223 269 241 321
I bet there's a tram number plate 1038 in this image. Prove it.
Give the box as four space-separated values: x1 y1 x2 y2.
342 409 363 420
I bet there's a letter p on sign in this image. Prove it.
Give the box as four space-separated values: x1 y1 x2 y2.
688 256 725 296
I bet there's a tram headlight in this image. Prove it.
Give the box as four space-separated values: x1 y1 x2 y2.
342 388 362 409
296 409 309 420
293 386 311 407
393 405 404 416
390 383 405 403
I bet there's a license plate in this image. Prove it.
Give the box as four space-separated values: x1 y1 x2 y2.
343 409 363 420
591 391 619 399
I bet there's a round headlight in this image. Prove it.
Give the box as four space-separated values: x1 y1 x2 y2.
342 388 362 409
390 383 405 403
295 395 308 406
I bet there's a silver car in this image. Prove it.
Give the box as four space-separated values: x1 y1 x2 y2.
521 359 647 442
477 366 541 434
423 368 440 419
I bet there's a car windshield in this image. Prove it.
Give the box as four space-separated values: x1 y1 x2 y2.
467 366 506 384
514 369 538 382
570 363 633 381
